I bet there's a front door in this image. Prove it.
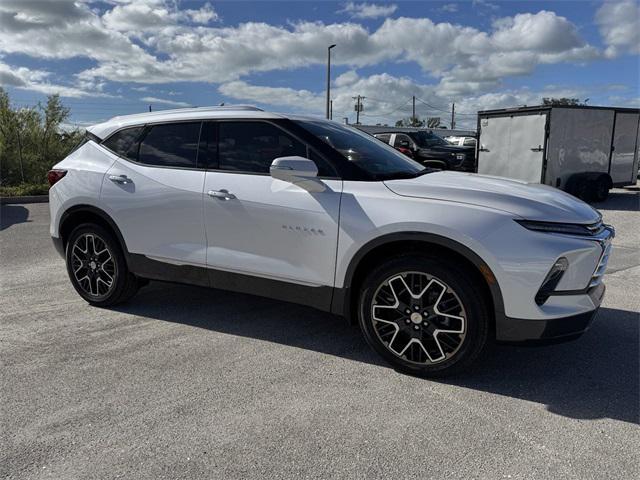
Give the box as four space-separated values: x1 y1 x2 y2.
202 120 342 300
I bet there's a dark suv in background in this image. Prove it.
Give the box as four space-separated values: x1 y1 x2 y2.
374 130 476 172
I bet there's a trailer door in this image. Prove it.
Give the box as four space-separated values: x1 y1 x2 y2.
477 116 511 178
610 112 640 185
477 113 547 183
545 108 615 188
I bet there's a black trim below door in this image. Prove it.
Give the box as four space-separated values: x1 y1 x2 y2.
128 254 334 312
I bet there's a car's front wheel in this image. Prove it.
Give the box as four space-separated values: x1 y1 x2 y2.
65 224 141 306
358 254 489 377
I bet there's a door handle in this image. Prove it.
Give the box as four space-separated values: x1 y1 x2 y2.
530 145 543 152
208 189 236 201
109 174 132 184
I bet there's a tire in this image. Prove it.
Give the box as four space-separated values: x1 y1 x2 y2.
358 254 489 377
593 177 610 202
65 223 140 307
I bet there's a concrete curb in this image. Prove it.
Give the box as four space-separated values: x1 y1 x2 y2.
1 195 49 205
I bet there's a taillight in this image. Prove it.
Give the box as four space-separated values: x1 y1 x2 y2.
47 169 67 187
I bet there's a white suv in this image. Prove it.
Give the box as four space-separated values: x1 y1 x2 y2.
49 106 613 376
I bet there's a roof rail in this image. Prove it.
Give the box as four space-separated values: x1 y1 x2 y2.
108 104 264 122
192 105 264 112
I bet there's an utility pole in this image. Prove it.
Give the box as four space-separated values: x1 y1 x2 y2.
353 95 365 124
330 100 333 120
451 103 455 130
149 104 152 112
412 95 416 126
326 44 336 119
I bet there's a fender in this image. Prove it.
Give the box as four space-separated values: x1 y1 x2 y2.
331 231 506 326
58 204 131 267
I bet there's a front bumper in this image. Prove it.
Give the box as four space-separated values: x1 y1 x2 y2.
496 283 605 343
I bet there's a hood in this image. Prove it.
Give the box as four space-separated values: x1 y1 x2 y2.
384 171 601 223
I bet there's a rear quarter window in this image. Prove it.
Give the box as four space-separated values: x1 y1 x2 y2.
102 126 144 161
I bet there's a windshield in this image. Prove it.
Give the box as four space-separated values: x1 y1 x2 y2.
411 131 448 148
294 120 426 179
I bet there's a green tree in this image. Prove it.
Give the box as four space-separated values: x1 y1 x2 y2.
395 116 425 127
542 97 585 106
0 88 83 187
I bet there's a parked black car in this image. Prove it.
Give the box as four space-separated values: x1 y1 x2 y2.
374 130 476 172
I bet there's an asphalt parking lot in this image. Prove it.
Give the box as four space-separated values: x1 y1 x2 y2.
1 188 638 479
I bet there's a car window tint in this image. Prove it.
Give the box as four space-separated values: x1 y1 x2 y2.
375 134 391 143
102 126 144 161
138 122 201 168
219 122 307 174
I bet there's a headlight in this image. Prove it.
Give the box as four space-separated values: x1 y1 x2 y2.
515 219 603 236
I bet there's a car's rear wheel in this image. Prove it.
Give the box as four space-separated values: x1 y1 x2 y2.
66 224 140 306
358 254 489 377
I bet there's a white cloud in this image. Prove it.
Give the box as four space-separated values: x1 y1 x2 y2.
0 1 604 101
472 0 500 12
218 72 585 129
186 3 218 24
596 0 640 57
440 3 459 13
102 0 219 32
338 2 398 19
219 81 322 111
140 96 191 107
0 61 100 97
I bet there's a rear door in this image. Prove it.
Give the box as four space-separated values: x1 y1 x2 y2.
100 122 207 266
610 112 640 185
478 113 547 183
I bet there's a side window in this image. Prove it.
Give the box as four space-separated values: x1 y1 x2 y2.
218 121 307 174
138 122 201 168
375 133 391 144
463 138 477 147
102 126 144 161
394 134 413 148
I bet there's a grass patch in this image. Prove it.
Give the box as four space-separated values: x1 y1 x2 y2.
0 183 49 197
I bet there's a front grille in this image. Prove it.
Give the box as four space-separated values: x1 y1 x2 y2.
589 241 612 288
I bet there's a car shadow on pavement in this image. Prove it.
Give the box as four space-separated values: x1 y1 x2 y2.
0 204 30 231
451 306 639 424
592 190 639 212
118 282 639 425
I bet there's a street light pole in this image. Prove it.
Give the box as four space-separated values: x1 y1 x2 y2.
326 44 336 119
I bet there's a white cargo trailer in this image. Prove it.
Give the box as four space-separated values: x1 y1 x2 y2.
476 105 640 201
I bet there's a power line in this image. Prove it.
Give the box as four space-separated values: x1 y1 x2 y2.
360 98 412 117
415 97 477 116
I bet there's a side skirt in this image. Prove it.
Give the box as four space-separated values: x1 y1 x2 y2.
128 254 335 312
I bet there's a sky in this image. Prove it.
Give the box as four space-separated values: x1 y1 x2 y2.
0 0 638 129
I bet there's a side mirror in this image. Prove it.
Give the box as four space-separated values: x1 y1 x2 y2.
270 156 318 183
